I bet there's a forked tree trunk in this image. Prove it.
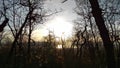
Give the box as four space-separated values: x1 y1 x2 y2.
89 0 116 68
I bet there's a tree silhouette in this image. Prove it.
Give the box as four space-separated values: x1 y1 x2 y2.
0 18 9 32
89 0 116 68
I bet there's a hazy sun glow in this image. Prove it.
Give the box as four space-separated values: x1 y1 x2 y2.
32 17 73 41
57 44 62 49
43 17 73 38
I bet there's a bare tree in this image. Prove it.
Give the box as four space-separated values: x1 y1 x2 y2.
9 0 44 56
0 0 9 32
89 0 116 68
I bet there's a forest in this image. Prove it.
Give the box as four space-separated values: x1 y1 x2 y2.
0 0 120 68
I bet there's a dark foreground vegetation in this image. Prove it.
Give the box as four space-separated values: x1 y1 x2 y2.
0 40 120 68
0 43 111 68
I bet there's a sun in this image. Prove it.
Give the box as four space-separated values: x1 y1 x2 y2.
43 17 73 39
31 17 73 41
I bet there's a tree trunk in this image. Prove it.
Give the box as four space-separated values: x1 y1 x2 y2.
89 0 116 68
0 18 9 32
